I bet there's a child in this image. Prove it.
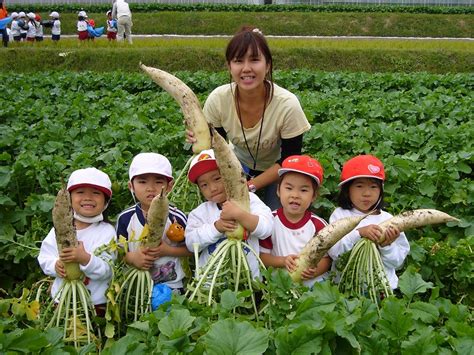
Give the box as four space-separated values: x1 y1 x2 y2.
25 12 36 42
185 149 273 279
38 168 116 315
328 154 410 289
106 10 117 41
17 12 28 41
116 153 191 293
9 12 20 42
34 14 43 42
259 155 330 288
48 11 60 41
77 10 88 41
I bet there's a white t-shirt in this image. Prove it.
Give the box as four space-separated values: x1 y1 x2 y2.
260 209 328 287
37 222 116 305
51 19 61 35
185 192 273 279
328 207 410 289
204 83 311 171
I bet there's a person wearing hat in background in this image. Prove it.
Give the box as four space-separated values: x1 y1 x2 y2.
34 13 43 42
185 149 273 280
17 11 28 41
77 10 88 41
0 0 9 47
46 11 60 41
106 10 117 41
112 0 132 44
327 155 410 289
9 11 20 42
25 12 36 42
37 168 116 316
259 155 330 288
116 153 191 294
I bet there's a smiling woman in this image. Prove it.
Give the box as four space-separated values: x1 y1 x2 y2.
188 26 311 210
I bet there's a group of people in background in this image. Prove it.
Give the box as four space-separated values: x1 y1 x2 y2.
0 0 132 46
36 26 410 311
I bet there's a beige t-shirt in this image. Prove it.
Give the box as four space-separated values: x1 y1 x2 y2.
203 83 311 172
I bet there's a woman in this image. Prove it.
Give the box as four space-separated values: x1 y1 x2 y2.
188 26 311 210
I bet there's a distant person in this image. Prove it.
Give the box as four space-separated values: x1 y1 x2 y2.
25 12 36 42
77 10 89 41
48 11 61 41
17 11 28 41
34 14 43 42
112 0 132 44
0 0 9 47
10 11 20 42
106 10 117 41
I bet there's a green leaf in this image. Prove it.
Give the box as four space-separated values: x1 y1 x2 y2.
6 328 49 352
274 325 323 355
451 336 474 355
0 166 11 187
401 326 439 354
201 319 268 355
398 268 434 300
378 298 414 340
158 309 195 338
409 301 439 323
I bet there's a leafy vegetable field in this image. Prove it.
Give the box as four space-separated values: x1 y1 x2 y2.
0 70 472 353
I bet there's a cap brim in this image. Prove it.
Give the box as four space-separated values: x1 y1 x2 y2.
338 175 384 187
278 168 320 186
68 183 112 197
188 160 218 183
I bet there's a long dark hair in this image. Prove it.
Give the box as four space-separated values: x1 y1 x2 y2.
337 178 385 211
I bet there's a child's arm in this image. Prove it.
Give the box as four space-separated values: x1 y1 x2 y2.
125 248 155 270
260 252 300 273
146 242 192 258
378 230 410 270
37 228 61 277
220 200 259 233
185 205 225 252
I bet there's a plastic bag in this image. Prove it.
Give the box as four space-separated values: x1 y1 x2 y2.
151 283 172 311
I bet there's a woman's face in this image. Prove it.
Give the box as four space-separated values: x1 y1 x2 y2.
228 47 269 92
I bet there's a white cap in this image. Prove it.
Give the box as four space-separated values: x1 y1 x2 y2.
78 10 87 18
129 153 173 181
11 12 18 18
67 168 112 197
49 11 59 18
18 12 26 18
187 149 218 183
27 12 35 20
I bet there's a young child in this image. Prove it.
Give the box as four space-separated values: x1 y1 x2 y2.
185 149 273 279
34 14 43 42
17 11 28 41
49 11 61 41
38 168 116 315
259 155 330 288
77 10 88 41
116 153 191 293
328 154 410 289
25 12 36 42
106 10 117 41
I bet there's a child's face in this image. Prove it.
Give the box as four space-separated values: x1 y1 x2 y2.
70 187 106 217
278 172 316 222
348 178 381 213
196 169 227 204
129 173 171 211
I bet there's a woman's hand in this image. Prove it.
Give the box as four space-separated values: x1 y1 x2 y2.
186 129 196 144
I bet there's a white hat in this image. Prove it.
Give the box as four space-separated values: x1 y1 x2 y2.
78 10 87 18
129 153 173 181
27 12 35 20
67 168 112 197
187 149 218 183
11 12 18 18
18 12 26 18
49 11 59 18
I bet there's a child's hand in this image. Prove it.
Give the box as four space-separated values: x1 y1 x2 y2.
284 254 299 273
379 225 401 247
59 241 90 266
214 218 238 233
220 201 243 221
55 259 66 278
125 249 155 270
357 224 383 243
146 242 172 259
301 266 318 280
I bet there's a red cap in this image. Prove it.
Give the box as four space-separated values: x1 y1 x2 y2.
278 155 324 185
88 19 95 27
188 149 218 183
339 155 385 186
